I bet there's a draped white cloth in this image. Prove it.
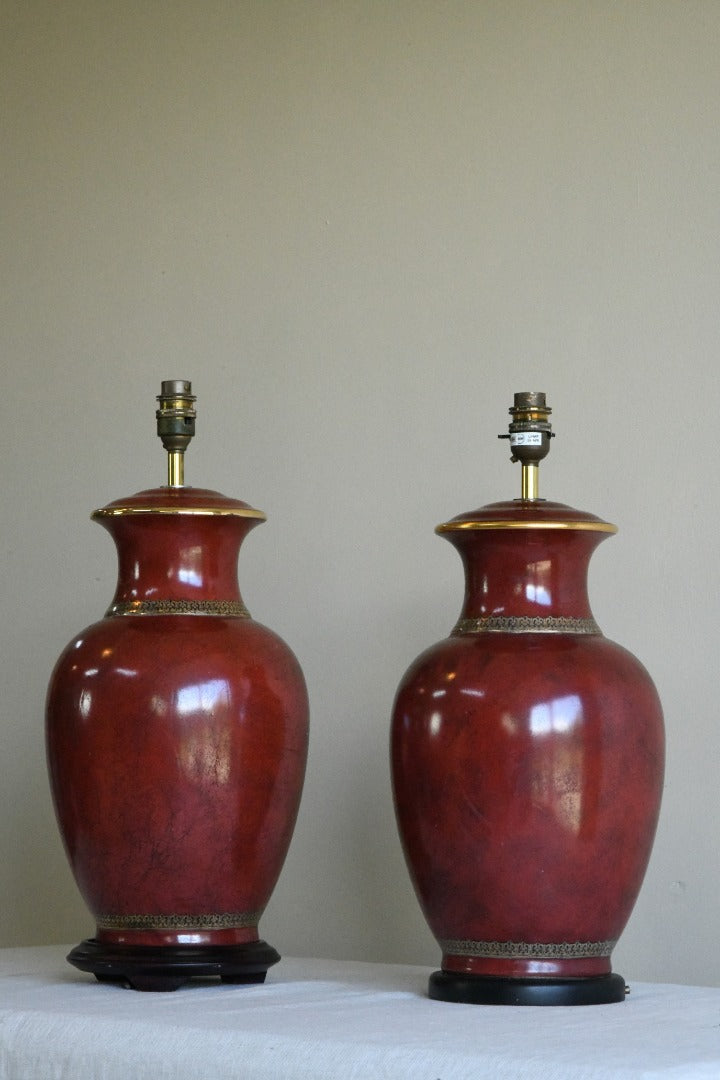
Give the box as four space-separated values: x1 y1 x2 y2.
0 946 717 1079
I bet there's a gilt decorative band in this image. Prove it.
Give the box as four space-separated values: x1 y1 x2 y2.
106 599 251 618
439 938 616 960
452 615 600 636
96 910 261 931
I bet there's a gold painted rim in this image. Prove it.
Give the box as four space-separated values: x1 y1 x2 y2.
436 519 617 534
453 615 601 635
107 599 251 618
439 938 616 960
96 910 262 931
93 506 267 520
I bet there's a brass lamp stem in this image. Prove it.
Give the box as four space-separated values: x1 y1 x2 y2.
156 380 196 489
167 451 185 488
498 391 554 501
521 462 540 501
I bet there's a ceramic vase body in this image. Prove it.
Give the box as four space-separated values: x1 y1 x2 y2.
46 486 308 988
391 500 664 1005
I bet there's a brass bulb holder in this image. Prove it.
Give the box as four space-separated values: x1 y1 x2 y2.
498 391 554 501
156 380 196 488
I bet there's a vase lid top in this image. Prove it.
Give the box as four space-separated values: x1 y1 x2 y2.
93 486 266 520
437 392 616 534
437 499 617 534
92 380 266 520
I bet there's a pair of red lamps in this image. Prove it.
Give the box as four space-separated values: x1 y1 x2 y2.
45 383 663 1004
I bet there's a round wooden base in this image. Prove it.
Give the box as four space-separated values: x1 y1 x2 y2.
428 970 628 1006
67 938 280 992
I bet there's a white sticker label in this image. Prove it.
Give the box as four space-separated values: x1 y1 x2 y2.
510 431 543 446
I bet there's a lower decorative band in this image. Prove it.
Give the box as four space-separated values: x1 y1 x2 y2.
106 599 251 618
96 910 261 931
439 939 616 960
452 615 600 635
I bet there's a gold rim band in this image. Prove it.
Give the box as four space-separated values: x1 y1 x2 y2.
439 939 616 960
107 599 250 618
453 615 600 635
437 519 617 534
93 506 266 519
96 911 261 931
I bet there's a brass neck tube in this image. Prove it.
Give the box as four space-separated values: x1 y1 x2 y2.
167 451 185 488
521 463 539 501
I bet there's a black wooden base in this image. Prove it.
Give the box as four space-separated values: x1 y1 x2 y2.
67 938 280 992
429 970 628 1006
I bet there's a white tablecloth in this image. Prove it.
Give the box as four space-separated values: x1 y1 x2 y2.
0 946 718 1079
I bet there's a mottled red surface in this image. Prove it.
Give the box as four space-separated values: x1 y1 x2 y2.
391 501 664 980
46 487 308 948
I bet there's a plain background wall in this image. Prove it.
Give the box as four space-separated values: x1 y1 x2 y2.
2 1 719 986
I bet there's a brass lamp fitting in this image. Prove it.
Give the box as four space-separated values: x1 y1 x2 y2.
498 391 554 501
156 380 196 488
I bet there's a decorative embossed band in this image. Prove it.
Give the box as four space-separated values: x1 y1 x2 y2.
452 615 600 636
106 599 251 618
96 910 262 931
439 938 616 960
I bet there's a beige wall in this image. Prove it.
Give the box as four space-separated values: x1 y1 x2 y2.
2 1 718 985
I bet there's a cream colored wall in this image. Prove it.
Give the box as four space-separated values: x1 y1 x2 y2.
2 1 718 985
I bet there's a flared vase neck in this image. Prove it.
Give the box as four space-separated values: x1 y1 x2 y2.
93 486 265 614
437 500 615 633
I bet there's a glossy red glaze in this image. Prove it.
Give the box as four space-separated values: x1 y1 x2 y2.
46 486 308 949
391 500 664 981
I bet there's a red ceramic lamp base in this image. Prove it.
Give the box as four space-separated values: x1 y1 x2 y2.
67 938 280 992
429 970 628 1006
